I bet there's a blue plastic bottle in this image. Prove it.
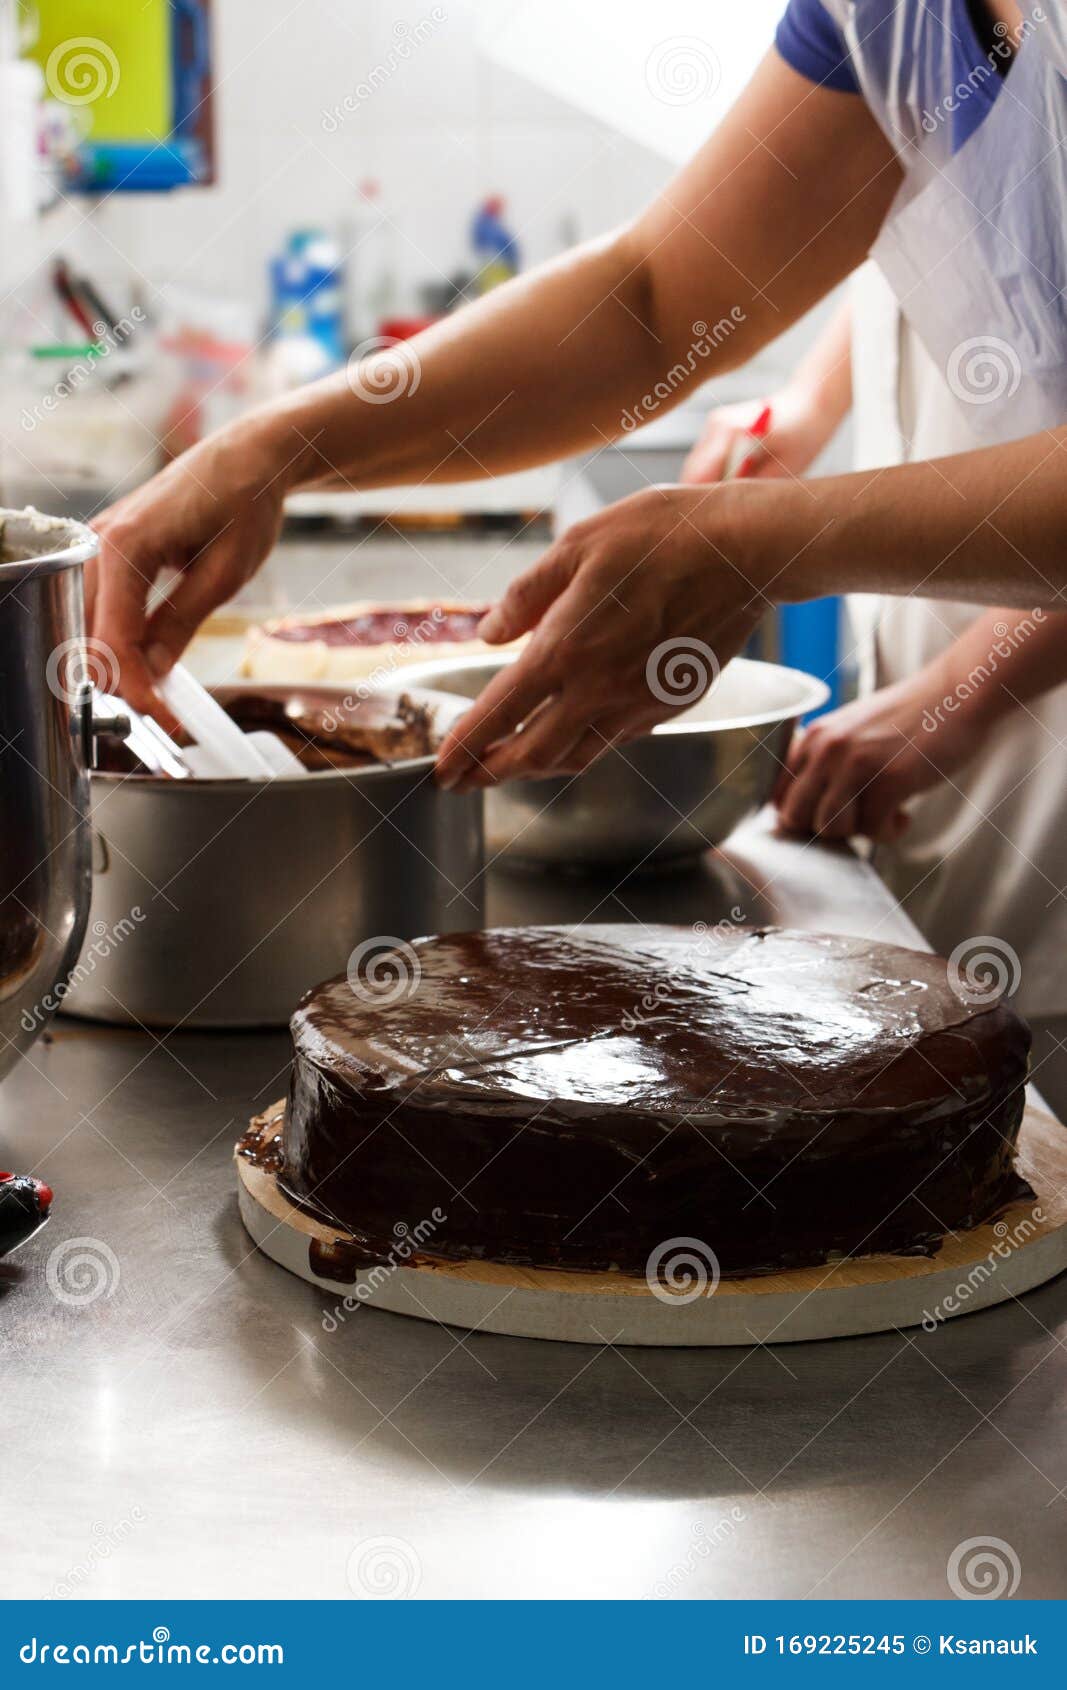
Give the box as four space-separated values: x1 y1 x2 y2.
470 197 520 293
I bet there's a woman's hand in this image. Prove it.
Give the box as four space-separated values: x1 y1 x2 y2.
773 675 983 842
435 483 771 789
88 418 289 714
681 386 834 486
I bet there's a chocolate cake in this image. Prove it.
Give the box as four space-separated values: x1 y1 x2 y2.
277 925 1032 1278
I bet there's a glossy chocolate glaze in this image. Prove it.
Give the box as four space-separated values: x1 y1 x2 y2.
269 607 487 647
217 688 436 769
238 1103 449 1277
281 925 1032 1277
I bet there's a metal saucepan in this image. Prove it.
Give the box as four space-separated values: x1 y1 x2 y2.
0 507 102 1080
63 684 484 1028
400 652 829 869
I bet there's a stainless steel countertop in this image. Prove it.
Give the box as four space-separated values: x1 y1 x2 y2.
2 813 1065 1601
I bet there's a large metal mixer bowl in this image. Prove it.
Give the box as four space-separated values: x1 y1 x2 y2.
0 507 99 1081
401 652 830 869
62 683 485 1029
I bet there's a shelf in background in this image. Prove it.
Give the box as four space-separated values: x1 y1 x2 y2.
285 464 559 521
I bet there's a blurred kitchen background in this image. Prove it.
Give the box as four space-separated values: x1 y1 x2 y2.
0 0 850 700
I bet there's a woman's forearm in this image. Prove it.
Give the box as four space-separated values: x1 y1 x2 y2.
791 296 854 432
235 56 894 500
432 440 1067 789
243 233 675 494
922 606 1067 728
774 428 1067 609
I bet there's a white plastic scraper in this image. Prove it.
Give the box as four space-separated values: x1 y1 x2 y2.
155 664 308 780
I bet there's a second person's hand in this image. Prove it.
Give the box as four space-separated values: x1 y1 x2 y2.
681 385 837 487
772 673 992 842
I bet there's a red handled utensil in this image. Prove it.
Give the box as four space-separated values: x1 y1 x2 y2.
722 403 773 481
0 1172 54 1258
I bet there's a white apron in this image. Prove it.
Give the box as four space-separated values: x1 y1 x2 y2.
849 266 1067 1018
822 1 1067 1020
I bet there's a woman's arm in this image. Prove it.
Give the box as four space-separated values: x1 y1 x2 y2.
434 431 1067 788
230 62 889 495
774 604 1067 841
90 54 897 709
783 432 1067 606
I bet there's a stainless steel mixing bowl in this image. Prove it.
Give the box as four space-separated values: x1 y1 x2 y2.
401 653 829 869
1 507 100 1081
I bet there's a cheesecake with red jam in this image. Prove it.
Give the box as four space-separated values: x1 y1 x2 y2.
240 599 503 684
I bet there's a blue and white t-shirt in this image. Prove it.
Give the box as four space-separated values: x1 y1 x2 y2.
775 0 1009 151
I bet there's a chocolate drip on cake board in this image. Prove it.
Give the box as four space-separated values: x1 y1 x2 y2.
235 1097 1067 1345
